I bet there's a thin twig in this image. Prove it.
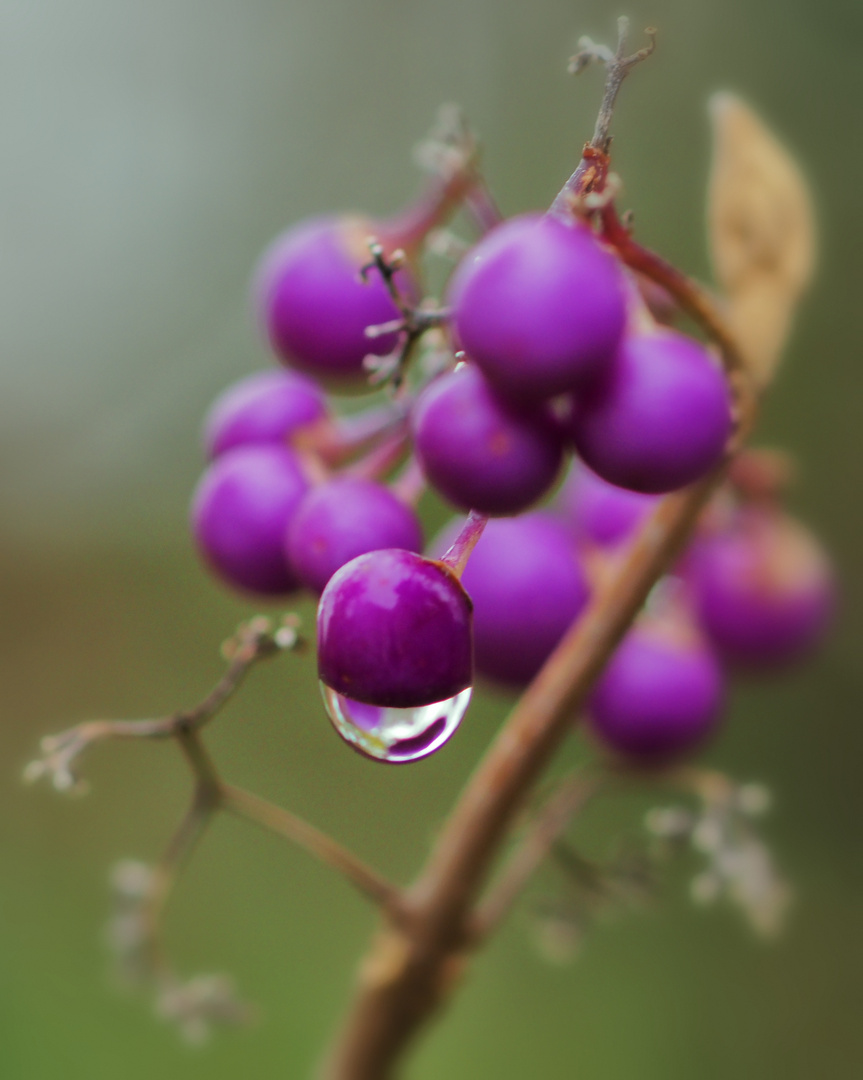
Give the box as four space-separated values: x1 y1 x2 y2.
361 242 452 389
588 18 657 152
550 19 656 218
472 770 604 939
220 783 405 917
23 616 298 793
143 780 220 981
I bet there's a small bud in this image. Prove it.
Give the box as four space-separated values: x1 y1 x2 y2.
737 783 771 817
690 871 721 905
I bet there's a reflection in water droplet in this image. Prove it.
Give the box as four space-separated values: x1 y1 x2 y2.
319 683 472 763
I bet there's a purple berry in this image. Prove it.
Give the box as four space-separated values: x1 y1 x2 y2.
191 445 309 596
570 329 732 494
317 549 473 708
411 364 563 515
588 610 724 762
444 513 591 687
203 369 327 459
691 506 835 669
447 213 626 400
554 461 659 547
285 477 424 594
253 215 417 381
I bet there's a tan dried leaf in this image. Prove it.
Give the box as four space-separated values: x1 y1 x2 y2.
707 93 816 387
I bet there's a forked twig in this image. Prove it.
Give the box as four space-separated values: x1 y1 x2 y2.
472 770 605 939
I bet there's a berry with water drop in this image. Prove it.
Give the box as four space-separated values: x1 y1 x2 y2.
317 548 473 709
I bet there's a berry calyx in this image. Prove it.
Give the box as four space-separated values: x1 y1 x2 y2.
317 549 473 708
253 215 417 381
447 213 626 400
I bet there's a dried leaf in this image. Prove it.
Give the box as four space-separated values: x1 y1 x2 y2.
707 93 816 386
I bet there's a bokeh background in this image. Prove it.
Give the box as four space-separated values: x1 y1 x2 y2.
1 1 861 1077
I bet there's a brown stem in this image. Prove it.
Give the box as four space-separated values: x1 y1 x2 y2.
463 177 504 234
319 256 758 1080
550 19 656 219
24 617 297 793
220 783 404 916
143 778 219 983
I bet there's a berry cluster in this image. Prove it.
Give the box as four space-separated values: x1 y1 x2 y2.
188 113 832 766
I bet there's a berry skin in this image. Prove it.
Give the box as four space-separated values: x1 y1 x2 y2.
447 213 626 400
691 506 835 669
253 215 417 381
203 369 327 459
317 549 473 708
285 477 424 594
191 445 309 596
411 363 563 515
554 461 659 548
569 328 732 494
588 609 724 762
446 513 591 686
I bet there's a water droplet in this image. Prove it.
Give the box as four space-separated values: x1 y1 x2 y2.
319 683 472 763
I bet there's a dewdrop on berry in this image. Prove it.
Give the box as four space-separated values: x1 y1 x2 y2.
316 548 474 763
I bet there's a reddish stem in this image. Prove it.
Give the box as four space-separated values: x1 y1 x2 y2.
438 510 488 578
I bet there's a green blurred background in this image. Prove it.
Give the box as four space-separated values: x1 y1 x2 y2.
1 0 861 1076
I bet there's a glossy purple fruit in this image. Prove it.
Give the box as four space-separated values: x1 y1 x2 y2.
554 461 659 547
253 215 417 380
570 329 732 494
449 513 591 686
203 369 327 459
447 213 626 400
317 549 473 708
191 445 309 596
588 612 724 762
411 364 563 515
286 477 423 594
691 506 835 669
